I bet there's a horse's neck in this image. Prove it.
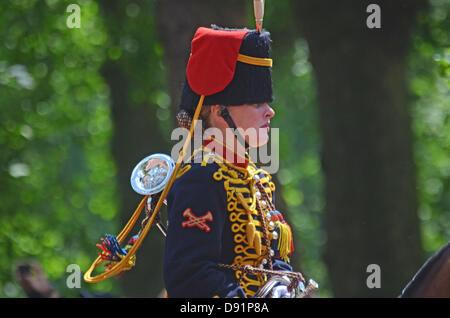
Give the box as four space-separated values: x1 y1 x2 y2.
401 242 450 298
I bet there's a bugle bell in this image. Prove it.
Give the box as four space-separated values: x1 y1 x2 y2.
130 153 174 237
130 153 175 196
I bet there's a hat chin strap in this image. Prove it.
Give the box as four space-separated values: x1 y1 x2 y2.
219 105 250 150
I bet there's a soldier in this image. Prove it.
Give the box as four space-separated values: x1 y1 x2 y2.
163 25 298 298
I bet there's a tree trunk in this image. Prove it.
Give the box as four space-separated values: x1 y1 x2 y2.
292 0 426 297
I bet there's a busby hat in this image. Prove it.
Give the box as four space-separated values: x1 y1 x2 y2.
178 25 273 118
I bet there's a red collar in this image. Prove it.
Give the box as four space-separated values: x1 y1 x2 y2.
203 138 249 169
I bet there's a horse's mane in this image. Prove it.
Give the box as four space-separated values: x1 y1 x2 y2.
400 241 450 297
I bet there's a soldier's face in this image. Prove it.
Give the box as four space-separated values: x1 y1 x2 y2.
227 103 275 147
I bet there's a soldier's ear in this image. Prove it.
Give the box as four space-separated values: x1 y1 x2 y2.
208 105 231 129
210 105 222 117
209 105 223 123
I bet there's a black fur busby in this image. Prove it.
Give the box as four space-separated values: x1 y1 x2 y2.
178 25 273 118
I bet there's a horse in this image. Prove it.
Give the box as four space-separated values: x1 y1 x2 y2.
399 241 450 298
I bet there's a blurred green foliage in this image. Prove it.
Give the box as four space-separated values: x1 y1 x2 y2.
409 0 449 254
0 0 448 298
0 0 119 297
